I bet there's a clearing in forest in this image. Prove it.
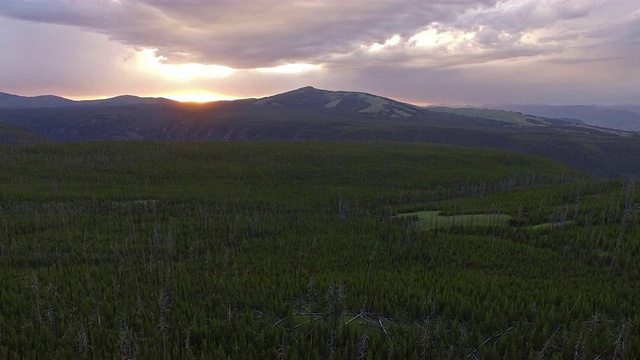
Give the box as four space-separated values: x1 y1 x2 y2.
398 210 512 230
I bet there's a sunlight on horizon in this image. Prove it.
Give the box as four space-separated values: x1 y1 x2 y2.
65 92 241 103
162 92 241 103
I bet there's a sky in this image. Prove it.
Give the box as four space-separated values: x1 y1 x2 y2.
1 0 639 105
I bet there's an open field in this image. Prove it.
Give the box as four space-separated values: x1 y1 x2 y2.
0 141 638 359
397 210 512 230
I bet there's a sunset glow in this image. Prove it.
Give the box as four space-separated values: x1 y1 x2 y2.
162 92 240 103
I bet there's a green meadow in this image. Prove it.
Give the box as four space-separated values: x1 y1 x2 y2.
397 211 512 230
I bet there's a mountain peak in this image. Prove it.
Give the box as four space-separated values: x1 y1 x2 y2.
250 86 421 118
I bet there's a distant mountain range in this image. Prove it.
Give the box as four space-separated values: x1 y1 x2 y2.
0 92 168 109
425 106 585 127
490 104 640 132
1 86 640 178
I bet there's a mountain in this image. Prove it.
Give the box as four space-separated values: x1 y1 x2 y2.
0 92 169 109
253 86 423 118
0 92 75 108
2 86 640 178
76 95 170 107
0 86 511 142
491 104 640 132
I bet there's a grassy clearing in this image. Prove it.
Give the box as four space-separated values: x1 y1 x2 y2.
398 210 512 230
524 221 573 230
399 210 576 231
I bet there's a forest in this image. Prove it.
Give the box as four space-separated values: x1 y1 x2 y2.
0 141 638 359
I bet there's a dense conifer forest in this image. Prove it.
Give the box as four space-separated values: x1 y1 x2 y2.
0 141 637 358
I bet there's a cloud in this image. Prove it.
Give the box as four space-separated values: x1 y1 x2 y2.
0 16 138 96
0 0 499 68
0 0 630 74
0 0 638 105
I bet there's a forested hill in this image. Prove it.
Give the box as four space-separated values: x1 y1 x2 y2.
1 141 638 358
0 123 44 145
1 86 640 178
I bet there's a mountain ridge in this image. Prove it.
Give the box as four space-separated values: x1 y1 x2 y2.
0 92 170 109
3 88 639 132
0 92 75 108
2 86 640 178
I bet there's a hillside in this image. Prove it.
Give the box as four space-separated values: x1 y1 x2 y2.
0 122 45 145
0 141 585 201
